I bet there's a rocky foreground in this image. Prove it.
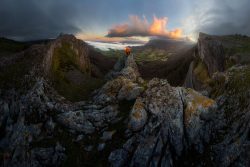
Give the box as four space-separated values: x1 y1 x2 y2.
0 33 250 166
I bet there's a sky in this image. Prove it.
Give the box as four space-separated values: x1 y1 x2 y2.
1 0 250 42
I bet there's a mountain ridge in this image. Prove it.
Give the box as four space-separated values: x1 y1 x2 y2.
0 33 250 167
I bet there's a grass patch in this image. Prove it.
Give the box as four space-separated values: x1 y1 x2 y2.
211 66 250 120
226 66 250 95
193 59 212 85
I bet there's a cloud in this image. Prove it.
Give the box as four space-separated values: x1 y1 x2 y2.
107 15 182 39
182 0 250 38
0 0 82 40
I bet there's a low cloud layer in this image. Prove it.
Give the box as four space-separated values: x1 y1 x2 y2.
107 15 182 39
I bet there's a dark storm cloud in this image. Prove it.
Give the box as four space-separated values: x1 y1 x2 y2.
191 0 250 36
0 0 82 40
1 0 250 41
0 0 190 41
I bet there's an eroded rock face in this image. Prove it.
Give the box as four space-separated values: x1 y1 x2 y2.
184 33 226 91
109 78 221 167
183 88 218 153
43 34 91 75
128 98 147 131
198 33 225 76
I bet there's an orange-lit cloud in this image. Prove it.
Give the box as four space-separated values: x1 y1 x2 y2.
107 15 182 39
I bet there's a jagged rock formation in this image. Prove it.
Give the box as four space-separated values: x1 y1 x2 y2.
198 33 225 76
109 79 222 167
56 54 144 133
184 33 226 91
43 34 91 75
107 34 250 167
182 33 250 166
1 33 250 167
0 34 114 166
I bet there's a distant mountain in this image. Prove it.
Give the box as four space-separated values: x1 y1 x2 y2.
144 38 194 50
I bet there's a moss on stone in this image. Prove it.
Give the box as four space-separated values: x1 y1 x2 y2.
193 60 212 85
132 111 142 120
185 89 215 122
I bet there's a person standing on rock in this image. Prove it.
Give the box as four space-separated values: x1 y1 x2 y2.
125 46 134 59
113 46 133 71
125 46 131 56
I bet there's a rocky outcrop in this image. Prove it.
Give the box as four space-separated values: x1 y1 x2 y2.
109 78 221 167
53 53 144 141
0 78 67 167
56 105 118 134
182 34 250 166
93 55 144 105
128 98 147 131
43 34 91 75
184 33 225 91
198 33 225 76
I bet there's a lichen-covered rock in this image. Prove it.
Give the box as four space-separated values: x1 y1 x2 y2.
106 54 140 81
120 66 139 82
56 110 95 134
183 88 217 153
101 130 116 141
93 53 143 105
28 143 66 167
56 105 118 134
118 82 143 101
109 78 222 167
128 98 147 131
93 76 127 105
